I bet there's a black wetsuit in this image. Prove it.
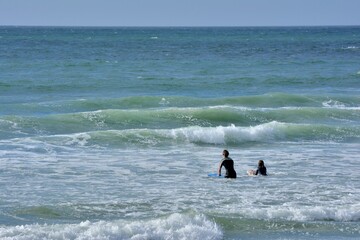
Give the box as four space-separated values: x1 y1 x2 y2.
255 166 267 176
219 157 237 178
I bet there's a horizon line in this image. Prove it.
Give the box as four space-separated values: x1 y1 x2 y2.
1 24 360 28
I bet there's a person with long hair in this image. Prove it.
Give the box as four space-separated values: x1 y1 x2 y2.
247 160 267 176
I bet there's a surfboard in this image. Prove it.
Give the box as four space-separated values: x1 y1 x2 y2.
208 173 224 178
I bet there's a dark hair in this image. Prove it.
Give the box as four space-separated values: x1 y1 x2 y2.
258 160 265 167
223 150 229 157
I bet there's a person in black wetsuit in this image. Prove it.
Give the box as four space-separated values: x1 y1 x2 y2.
255 160 267 176
218 150 237 178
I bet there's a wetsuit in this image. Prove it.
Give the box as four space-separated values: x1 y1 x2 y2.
219 157 237 178
255 166 267 176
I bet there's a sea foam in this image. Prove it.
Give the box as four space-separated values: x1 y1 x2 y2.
0 213 222 240
243 205 360 222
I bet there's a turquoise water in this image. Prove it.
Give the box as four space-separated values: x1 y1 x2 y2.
0 26 360 239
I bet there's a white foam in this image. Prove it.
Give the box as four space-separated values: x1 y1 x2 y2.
322 100 360 110
208 105 251 111
342 46 359 49
82 111 106 128
0 213 222 240
322 100 346 109
63 133 92 146
159 98 170 106
0 119 16 126
168 122 283 144
243 204 360 222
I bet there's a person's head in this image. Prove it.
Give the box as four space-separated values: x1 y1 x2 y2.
222 150 229 157
258 160 265 167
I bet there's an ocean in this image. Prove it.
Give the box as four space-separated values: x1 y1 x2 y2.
0 26 359 239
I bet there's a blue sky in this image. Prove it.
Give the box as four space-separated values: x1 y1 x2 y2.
1 0 359 27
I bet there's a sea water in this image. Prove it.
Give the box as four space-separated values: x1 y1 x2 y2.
0 26 359 239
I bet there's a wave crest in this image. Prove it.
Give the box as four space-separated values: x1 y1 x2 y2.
21 122 358 149
0 213 222 240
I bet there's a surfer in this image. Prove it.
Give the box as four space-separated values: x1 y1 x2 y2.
255 160 267 175
247 160 267 176
218 150 237 178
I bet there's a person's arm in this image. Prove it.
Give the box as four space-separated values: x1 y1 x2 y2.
255 169 259 175
218 160 224 176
